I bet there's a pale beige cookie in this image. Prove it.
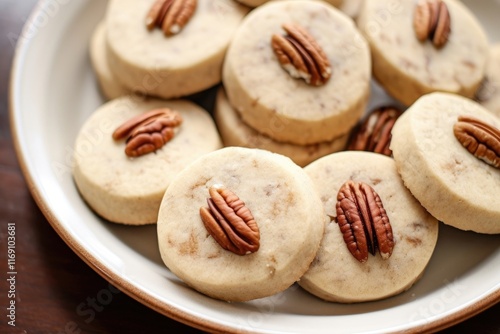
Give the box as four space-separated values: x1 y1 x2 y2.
234 0 342 8
214 88 348 167
391 92 500 234
357 0 489 106
106 0 249 99
301 151 439 302
157 147 326 301
90 21 129 100
73 96 222 225
223 0 371 145
476 44 500 118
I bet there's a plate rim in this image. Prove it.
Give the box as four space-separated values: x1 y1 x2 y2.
8 0 500 333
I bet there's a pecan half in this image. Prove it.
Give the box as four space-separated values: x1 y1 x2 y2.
413 0 451 48
112 108 182 157
336 181 395 263
200 185 260 256
347 106 403 156
453 115 500 169
271 23 332 86
145 0 197 36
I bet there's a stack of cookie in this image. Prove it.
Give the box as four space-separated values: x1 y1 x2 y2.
73 0 500 306
216 0 371 166
354 0 500 236
90 0 250 100
76 0 252 225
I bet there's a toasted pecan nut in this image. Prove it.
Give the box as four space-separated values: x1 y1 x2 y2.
271 23 332 86
336 181 395 263
113 108 183 157
347 106 403 156
453 115 500 169
200 185 260 256
145 0 197 36
413 0 451 48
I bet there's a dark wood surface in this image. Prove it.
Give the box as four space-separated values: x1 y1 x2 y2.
0 1 498 333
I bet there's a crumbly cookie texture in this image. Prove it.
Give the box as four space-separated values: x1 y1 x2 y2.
476 44 500 118
105 0 249 99
157 147 326 302
90 21 129 100
301 151 438 302
357 0 489 106
223 0 371 145
214 88 348 167
391 92 500 234
73 96 221 225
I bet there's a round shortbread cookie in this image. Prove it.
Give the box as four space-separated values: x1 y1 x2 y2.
106 0 249 99
476 44 500 118
157 147 326 301
390 92 500 234
90 21 129 100
73 96 222 225
214 88 348 167
223 0 371 145
301 151 439 302
234 0 342 9
357 0 489 106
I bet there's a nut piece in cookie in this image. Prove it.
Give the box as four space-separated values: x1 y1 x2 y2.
347 106 402 156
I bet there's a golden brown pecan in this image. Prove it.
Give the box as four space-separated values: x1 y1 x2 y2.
453 115 500 169
271 23 332 86
336 181 395 263
112 108 182 157
413 0 451 48
200 185 260 256
145 0 197 36
347 106 403 156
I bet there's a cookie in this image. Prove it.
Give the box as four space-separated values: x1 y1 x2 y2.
157 147 326 301
105 0 249 99
476 44 500 118
357 0 489 106
301 151 439 302
391 92 500 234
346 105 403 156
73 96 222 225
214 88 348 167
90 21 129 100
223 0 371 145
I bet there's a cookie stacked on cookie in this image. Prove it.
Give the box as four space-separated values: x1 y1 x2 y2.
90 0 249 100
217 0 371 166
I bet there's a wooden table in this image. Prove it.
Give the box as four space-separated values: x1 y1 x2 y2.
1 1 498 333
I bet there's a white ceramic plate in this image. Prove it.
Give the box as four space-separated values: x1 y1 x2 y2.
10 1 500 333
